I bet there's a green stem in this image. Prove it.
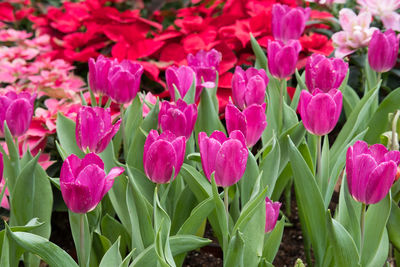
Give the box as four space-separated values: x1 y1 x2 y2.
278 80 285 133
391 110 400 151
79 213 85 267
360 203 366 255
104 98 112 108
120 104 127 158
98 94 103 107
224 187 229 252
316 135 322 187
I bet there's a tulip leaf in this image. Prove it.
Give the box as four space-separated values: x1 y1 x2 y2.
259 135 280 197
56 112 85 158
287 136 327 266
263 218 285 262
250 33 267 70
183 76 196 104
124 96 143 148
3 123 20 190
119 249 135 267
342 85 361 118
364 86 400 144
211 176 229 251
177 197 214 235
5 225 78 267
101 214 130 256
239 151 259 207
130 235 211 267
180 164 212 200
0 230 10 267
99 238 122 267
361 194 391 267
365 228 389 267
326 211 360 267
224 231 244 267
91 232 112 266
170 186 197 235
387 201 400 251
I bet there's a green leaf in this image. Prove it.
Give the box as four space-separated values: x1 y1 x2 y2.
124 96 143 149
326 211 360 267
224 231 244 267
177 197 215 235
119 250 135 267
92 232 112 266
6 225 78 267
211 177 228 251
180 164 212 200
130 235 211 267
101 214 130 256
239 152 259 207
342 85 361 118
56 113 85 158
183 76 196 104
259 136 280 197
287 137 327 266
387 201 400 251
263 219 285 262
250 33 267 70
170 187 197 235
195 88 225 136
99 238 122 267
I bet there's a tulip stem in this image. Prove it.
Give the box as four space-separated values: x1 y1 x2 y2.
98 94 103 107
317 135 322 187
360 203 366 255
279 80 285 133
224 187 229 252
120 104 127 158
79 213 85 267
391 110 400 151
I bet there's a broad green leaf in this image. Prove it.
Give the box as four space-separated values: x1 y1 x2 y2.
211 177 229 251
56 113 84 158
170 187 197 235
99 238 122 267
124 96 143 148
263 219 285 262
195 87 225 136
120 250 135 267
342 85 360 118
387 201 400 251
183 76 196 104
6 226 78 267
92 232 112 267
224 231 244 267
177 197 215 235
259 136 280 197
250 33 267 70
239 152 259 207
365 228 389 267
101 214 130 256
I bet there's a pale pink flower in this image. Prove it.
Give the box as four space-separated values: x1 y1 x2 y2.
357 0 400 31
142 92 158 117
332 9 378 58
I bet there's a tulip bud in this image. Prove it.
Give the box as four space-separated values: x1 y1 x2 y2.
299 89 342 136
198 130 248 187
267 40 301 79
60 153 124 213
88 55 116 95
368 29 399 73
159 99 197 139
143 130 186 184
346 141 400 204
166 66 196 101
225 102 267 147
305 54 348 93
0 91 35 137
75 106 121 154
265 197 281 233
231 66 268 110
107 60 144 104
272 4 310 43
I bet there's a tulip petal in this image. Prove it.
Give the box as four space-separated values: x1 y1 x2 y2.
199 132 221 180
97 119 121 153
365 161 397 204
5 98 33 137
352 154 377 203
61 182 93 213
60 154 81 183
102 166 125 199
171 136 186 178
76 164 106 209
81 153 105 171
225 103 247 137
305 93 337 135
143 129 159 168
144 140 176 184
243 104 267 147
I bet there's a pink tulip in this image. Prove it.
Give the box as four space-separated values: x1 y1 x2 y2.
231 66 268 110
159 99 197 139
368 29 399 73
272 4 310 43
225 102 267 147
265 197 281 233
0 91 35 137
107 60 144 104
346 141 400 204
88 55 117 95
305 54 348 93
166 66 196 101
75 106 121 154
60 153 124 213
299 89 342 136
267 40 301 79
198 130 248 187
143 130 186 184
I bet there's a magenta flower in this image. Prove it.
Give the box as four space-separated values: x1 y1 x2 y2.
143 130 186 184
267 40 301 79
265 197 281 233
346 141 400 204
187 49 222 99
60 153 125 213
107 60 144 104
166 66 196 101
225 102 267 147
198 130 248 187
75 106 121 154
272 4 310 43
88 55 117 95
0 91 35 137
368 29 399 73
159 99 197 139
299 89 342 136
231 66 268 110
305 54 348 93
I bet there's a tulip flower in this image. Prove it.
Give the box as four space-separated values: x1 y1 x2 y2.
368 29 399 73
60 153 125 213
143 130 186 184
299 89 342 136
198 130 248 187
107 60 144 104
75 106 121 154
231 66 268 110
159 99 197 139
0 91 35 137
357 0 400 31
272 4 310 43
267 40 301 79
332 9 378 58
225 102 267 147
265 197 281 233
305 54 348 93
88 55 116 95
346 141 400 204
166 66 196 102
